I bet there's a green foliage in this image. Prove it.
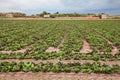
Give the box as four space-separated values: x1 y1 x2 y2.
0 20 120 74
92 54 100 61
0 62 120 74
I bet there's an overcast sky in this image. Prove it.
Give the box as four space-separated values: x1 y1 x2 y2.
0 0 120 15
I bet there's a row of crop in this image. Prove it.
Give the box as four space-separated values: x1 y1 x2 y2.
91 21 120 48
0 61 120 74
0 20 50 33
60 21 83 53
27 22 66 53
0 20 24 31
77 20 120 48
0 28 42 51
74 21 113 54
0 21 37 38
0 21 57 51
0 20 119 53
0 52 120 61
25 21 83 53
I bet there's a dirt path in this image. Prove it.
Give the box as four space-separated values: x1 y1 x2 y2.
0 59 120 66
45 47 60 53
80 40 93 53
46 30 67 53
0 72 119 80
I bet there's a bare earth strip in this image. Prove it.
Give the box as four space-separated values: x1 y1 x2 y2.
0 59 120 66
0 72 120 80
80 40 93 53
46 30 67 53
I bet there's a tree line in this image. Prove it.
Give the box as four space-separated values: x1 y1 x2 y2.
0 11 104 18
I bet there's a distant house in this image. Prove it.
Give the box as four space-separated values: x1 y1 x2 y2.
100 14 107 19
43 14 50 18
5 13 13 18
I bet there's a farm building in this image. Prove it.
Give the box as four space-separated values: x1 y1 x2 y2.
43 14 50 18
100 14 107 19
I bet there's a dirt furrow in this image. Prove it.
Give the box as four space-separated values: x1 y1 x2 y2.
0 59 120 66
0 72 119 80
80 40 93 53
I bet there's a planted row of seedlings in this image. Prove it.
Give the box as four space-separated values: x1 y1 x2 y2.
0 52 120 61
0 20 119 54
90 20 120 48
0 61 120 74
75 25 113 54
0 20 120 75
60 23 83 53
0 21 56 51
0 21 120 61
80 20 120 51
27 23 66 54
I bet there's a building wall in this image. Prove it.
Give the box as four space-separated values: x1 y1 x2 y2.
44 15 50 18
100 14 107 19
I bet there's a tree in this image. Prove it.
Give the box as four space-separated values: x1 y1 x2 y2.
54 12 59 14
43 11 48 15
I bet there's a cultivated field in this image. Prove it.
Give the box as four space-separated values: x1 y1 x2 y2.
0 20 120 80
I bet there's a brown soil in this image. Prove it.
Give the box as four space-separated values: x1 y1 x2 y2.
0 51 12 54
0 72 119 80
0 59 120 66
80 40 93 53
111 47 118 56
0 47 29 54
2 17 120 20
0 17 100 20
45 47 60 53
14 46 29 53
